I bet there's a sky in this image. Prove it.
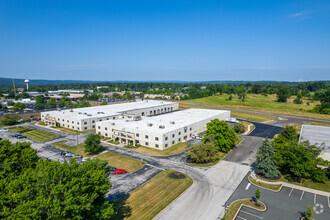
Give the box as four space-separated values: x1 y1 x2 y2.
0 0 330 82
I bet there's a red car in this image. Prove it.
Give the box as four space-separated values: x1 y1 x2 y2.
34 119 39 121
114 169 127 175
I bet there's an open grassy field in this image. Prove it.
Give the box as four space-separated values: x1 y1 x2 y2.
55 127 95 134
53 141 90 157
303 122 330 127
120 170 193 220
224 199 266 220
8 126 59 142
188 94 330 121
94 151 146 172
180 103 278 122
131 142 188 156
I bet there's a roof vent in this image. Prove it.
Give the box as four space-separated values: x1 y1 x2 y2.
84 113 87 115
87 114 92 116
70 109 73 112
97 112 104 114
111 123 115 125
78 112 82 114
147 123 153 127
170 121 175 124
159 125 165 129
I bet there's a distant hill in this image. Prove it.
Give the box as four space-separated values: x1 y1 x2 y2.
0 77 328 87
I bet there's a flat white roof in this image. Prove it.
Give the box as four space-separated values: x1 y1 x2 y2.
300 124 330 161
43 100 176 119
99 108 229 134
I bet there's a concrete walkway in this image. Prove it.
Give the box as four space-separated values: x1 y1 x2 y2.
250 172 330 197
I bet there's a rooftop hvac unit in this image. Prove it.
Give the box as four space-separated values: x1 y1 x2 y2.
70 109 73 112
111 123 115 125
147 123 153 127
170 121 175 124
84 113 87 115
87 114 92 116
97 112 104 114
78 112 82 114
159 125 165 129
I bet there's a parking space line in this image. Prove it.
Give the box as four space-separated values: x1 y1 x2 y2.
288 188 293 197
314 194 316 204
240 210 263 219
300 191 304 200
245 183 251 190
236 216 248 220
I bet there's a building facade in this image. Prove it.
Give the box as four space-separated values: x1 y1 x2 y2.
41 100 179 131
96 108 230 150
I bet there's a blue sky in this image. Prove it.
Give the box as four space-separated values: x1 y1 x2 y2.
1 0 330 81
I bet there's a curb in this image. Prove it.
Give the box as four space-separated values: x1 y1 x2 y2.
229 199 267 220
248 174 283 192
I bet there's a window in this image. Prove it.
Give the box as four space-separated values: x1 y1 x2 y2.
62 119 64 122
84 122 87 125
113 117 115 119
72 121 74 124
172 134 175 138
172 141 175 144
165 137 168 141
150 111 152 114
67 120 69 123
136 140 139 144
92 120 95 123
72 126 74 129
178 132 181 135
155 137 159 141
155 144 159 148
179 138 181 141
107 118 109 120
165 144 168 148
58 118 60 121
190 128 192 131
105 127 108 130
98 126 101 129
142 112 144 116
145 135 149 139
145 142 149 146
84 127 87 130
105 133 108 136
77 122 79 125
136 133 139 137
67 125 69 128
92 125 95 128
99 119 102 122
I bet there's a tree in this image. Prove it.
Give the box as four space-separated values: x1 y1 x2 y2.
293 93 303 104
47 98 57 108
304 206 315 220
276 86 290 102
12 102 25 111
1 114 20 125
0 140 115 219
203 119 238 153
84 134 103 154
233 123 245 133
7 100 15 106
186 143 219 163
256 139 280 178
275 125 299 143
100 101 108 105
255 189 261 202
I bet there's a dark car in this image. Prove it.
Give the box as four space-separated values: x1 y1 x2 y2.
0 138 2 140
12 133 19 137
17 135 27 139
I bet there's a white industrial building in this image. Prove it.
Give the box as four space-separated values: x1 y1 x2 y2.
96 108 230 150
41 100 179 131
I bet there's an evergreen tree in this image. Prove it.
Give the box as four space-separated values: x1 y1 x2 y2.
256 139 280 178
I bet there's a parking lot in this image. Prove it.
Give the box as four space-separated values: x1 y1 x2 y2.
227 173 330 220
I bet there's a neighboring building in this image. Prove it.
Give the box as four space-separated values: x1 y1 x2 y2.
14 99 36 109
96 108 230 150
144 94 172 100
41 100 179 130
299 125 330 161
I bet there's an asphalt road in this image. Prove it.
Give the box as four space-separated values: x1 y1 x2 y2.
227 172 330 220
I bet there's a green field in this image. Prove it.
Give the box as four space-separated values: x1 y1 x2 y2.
8 126 59 142
55 127 95 134
119 170 193 220
95 152 146 172
53 141 90 157
188 94 330 121
180 104 277 122
130 142 188 156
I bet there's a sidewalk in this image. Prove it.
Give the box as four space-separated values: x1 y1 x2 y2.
250 172 330 197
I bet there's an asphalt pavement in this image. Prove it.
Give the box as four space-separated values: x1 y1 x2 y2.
227 172 330 220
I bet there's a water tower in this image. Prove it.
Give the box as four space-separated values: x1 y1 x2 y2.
25 79 29 91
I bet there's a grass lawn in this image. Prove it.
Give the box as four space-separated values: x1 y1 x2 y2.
94 152 146 172
303 122 330 127
224 199 266 220
8 126 59 142
180 103 277 122
130 142 189 156
53 141 90 157
256 174 330 193
188 94 330 121
239 121 255 134
55 127 95 134
119 170 193 220
248 175 282 191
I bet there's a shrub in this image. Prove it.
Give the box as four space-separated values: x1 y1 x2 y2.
186 143 219 164
233 123 245 133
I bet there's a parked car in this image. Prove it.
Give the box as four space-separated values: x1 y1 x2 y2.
61 151 73 157
0 138 2 140
17 135 27 139
34 119 39 121
12 133 19 137
114 169 127 175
